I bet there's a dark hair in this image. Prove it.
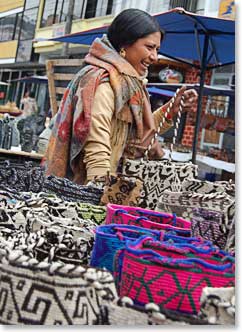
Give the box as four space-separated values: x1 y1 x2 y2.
107 8 163 52
29 91 35 98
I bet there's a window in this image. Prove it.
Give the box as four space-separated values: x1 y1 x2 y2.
20 8 38 40
25 0 40 10
0 14 20 42
85 0 98 18
169 0 198 12
59 0 69 23
73 0 85 20
16 1 39 62
16 39 33 62
41 0 70 27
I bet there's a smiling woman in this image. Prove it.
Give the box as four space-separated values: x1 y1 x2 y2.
44 8 198 185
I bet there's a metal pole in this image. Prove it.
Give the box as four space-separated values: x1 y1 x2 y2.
192 34 209 164
61 0 75 56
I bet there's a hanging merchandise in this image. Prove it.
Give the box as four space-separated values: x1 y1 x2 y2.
214 117 235 135
114 237 235 315
1 116 13 150
123 88 198 209
158 67 183 83
98 173 143 206
105 203 191 236
200 113 217 130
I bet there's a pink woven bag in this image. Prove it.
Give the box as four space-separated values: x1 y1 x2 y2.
115 237 235 315
105 203 191 236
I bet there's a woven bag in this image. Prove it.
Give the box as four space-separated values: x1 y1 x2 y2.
100 173 143 206
102 297 207 325
90 224 162 272
199 287 235 325
0 160 44 193
42 175 103 204
181 178 235 197
0 217 97 266
191 208 230 250
105 203 191 236
91 223 213 273
114 237 235 315
0 248 117 325
156 191 235 233
122 88 198 209
40 202 106 225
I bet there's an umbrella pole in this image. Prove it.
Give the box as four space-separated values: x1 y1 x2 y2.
192 34 209 164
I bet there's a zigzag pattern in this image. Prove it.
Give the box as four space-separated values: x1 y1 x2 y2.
123 160 198 209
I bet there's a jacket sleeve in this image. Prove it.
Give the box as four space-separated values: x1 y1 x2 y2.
83 82 115 181
153 105 174 134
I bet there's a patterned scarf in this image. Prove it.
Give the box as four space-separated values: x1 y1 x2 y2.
44 35 146 180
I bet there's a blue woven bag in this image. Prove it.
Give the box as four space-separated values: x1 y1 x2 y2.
90 224 162 272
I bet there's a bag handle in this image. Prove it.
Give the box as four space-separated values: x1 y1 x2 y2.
144 87 185 160
126 238 235 272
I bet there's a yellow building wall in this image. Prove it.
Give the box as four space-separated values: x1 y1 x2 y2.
0 40 18 59
0 0 24 13
34 15 114 54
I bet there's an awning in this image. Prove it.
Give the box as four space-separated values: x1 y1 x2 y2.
147 87 175 97
147 83 235 97
0 81 9 86
9 75 48 84
47 8 235 69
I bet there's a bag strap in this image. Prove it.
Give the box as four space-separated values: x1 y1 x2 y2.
144 87 185 160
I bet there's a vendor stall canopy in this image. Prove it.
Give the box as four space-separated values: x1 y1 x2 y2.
43 7 235 69
8 75 48 84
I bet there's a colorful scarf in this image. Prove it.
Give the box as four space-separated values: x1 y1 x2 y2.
44 35 146 180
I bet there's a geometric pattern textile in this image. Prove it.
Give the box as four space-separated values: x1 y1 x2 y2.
199 287 235 325
123 159 198 209
0 251 117 325
115 238 235 315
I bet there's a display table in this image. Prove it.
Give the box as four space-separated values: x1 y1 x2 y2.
0 148 44 164
162 149 235 173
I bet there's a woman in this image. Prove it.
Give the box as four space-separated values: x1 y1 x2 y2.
20 91 38 117
44 8 197 184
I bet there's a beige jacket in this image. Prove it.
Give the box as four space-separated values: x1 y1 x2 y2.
80 82 173 182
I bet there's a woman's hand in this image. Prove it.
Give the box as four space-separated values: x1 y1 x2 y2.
167 86 198 118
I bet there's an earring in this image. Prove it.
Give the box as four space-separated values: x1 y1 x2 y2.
119 48 126 58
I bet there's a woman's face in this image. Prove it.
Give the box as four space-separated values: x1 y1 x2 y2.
123 32 161 76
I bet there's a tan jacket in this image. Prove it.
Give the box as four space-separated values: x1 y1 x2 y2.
74 82 173 182
80 82 173 182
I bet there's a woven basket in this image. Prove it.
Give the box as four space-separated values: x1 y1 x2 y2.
191 208 229 250
115 238 235 315
0 248 117 325
90 224 162 272
105 203 191 236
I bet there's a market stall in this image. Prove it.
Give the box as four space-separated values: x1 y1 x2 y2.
0 8 235 327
